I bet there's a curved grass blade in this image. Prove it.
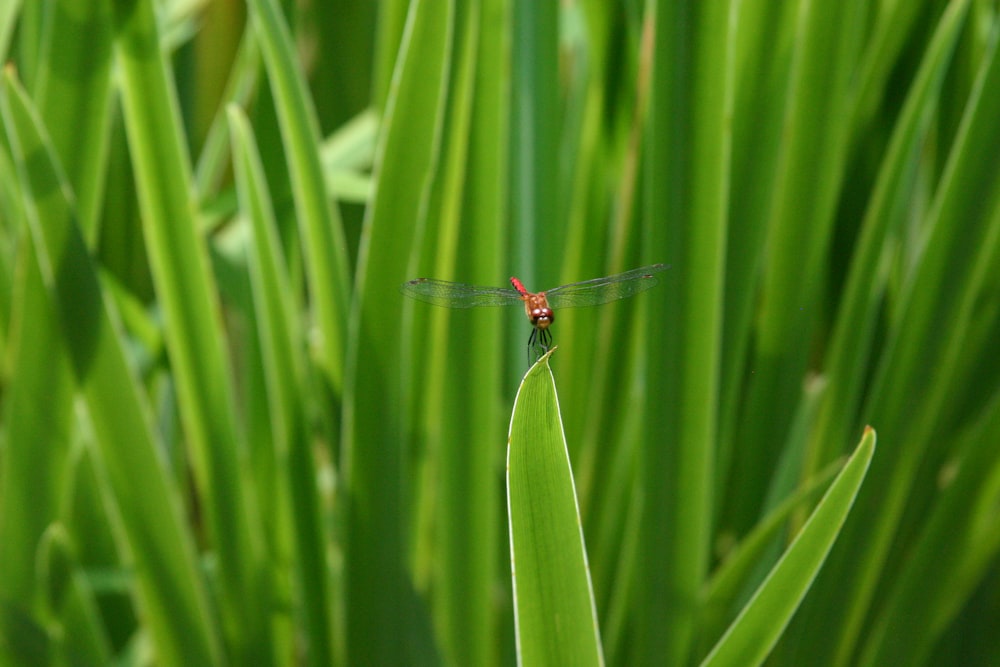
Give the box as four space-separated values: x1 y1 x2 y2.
110 0 270 659
700 428 876 667
507 349 604 666
1 65 221 667
247 0 350 394
228 106 333 666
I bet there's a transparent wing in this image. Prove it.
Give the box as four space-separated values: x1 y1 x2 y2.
400 278 523 308
544 263 669 308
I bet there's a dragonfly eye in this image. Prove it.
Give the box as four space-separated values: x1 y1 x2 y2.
531 307 554 328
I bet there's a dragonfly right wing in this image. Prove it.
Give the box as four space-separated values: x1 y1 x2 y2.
544 263 669 308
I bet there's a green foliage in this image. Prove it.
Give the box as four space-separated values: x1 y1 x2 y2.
508 350 603 666
2 0 999 665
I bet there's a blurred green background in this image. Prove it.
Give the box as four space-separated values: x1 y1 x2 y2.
2 0 1000 665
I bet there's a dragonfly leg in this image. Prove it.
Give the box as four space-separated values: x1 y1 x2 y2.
527 328 538 365
525 327 553 365
539 328 552 352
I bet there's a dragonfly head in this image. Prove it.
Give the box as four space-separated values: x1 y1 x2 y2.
523 293 554 329
531 307 553 329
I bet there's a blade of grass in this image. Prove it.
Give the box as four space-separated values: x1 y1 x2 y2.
405 5 504 665
858 389 1000 666
700 428 876 667
0 225 75 659
37 525 113 665
247 0 350 394
799 22 1000 665
228 106 334 666
0 0 20 58
640 1 733 662
716 0 797 488
0 65 221 666
510 0 558 287
732 0 865 533
109 1 269 661
507 349 603 666
195 29 261 197
32 0 113 242
418 0 511 660
807 0 971 474
699 456 843 651
341 0 453 663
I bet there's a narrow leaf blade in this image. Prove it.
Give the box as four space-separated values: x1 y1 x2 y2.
508 350 603 667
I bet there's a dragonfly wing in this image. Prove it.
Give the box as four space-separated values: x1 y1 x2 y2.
545 263 669 308
399 278 522 308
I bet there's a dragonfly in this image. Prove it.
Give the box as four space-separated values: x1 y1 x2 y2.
401 263 669 360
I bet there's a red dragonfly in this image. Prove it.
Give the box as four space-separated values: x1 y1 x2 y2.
401 263 668 358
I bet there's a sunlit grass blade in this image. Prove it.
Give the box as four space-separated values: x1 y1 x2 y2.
507 349 603 667
735 0 866 534
0 0 19 58
195 30 261 197
641 0 733 662
699 456 843 652
109 1 269 661
228 106 334 666
0 66 221 666
807 0 971 473
509 0 558 285
37 525 113 665
31 0 112 242
247 0 350 394
700 428 876 667
716 0 798 507
803 22 1000 664
404 5 505 665
0 204 75 666
341 0 454 663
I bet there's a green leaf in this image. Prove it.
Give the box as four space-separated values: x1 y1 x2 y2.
228 106 333 666
700 428 876 667
32 0 113 241
699 455 843 649
247 0 350 394
640 0 733 662
1 64 221 667
341 0 454 663
109 0 269 660
508 349 603 667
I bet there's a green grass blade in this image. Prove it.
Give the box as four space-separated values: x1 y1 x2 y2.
858 391 1000 666
509 0 558 284
195 29 261 197
247 0 350 394
699 456 843 650
733 0 866 532
641 1 733 662
406 5 505 665
716 0 798 493
507 350 603 667
37 525 113 665
0 66 221 667
409 0 510 661
700 428 876 667
32 0 113 241
0 0 20 58
0 218 75 660
109 1 269 661
341 0 453 663
228 106 334 666
808 0 971 473
801 21 1000 664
